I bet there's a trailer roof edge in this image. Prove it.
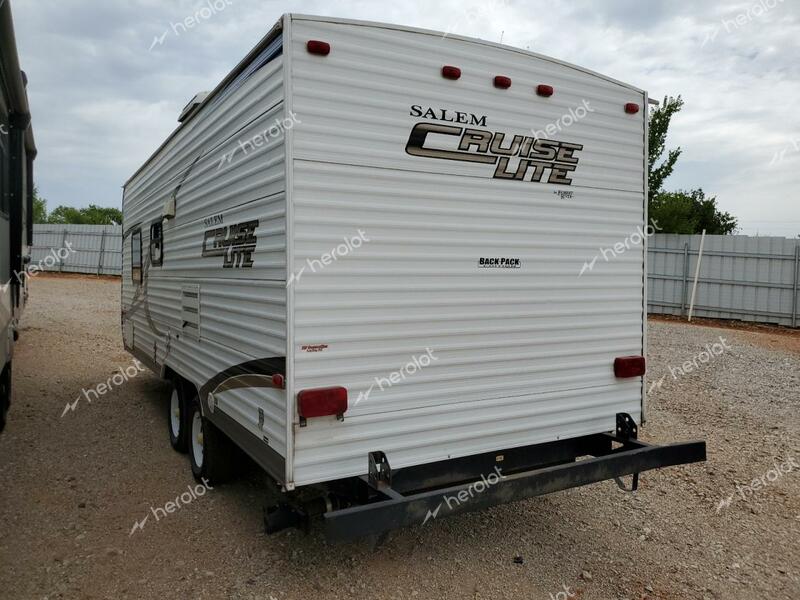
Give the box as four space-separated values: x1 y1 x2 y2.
289 13 645 95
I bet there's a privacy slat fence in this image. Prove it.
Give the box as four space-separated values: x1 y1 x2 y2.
31 224 122 276
648 234 800 328
31 227 800 328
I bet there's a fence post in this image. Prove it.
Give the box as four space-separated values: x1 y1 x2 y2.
97 229 107 276
792 244 800 328
59 230 69 272
680 242 690 317
688 230 707 322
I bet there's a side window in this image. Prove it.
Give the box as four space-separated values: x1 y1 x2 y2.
131 229 142 284
150 221 163 267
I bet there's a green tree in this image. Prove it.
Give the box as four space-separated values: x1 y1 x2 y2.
76 205 123 225
32 186 48 223
691 190 738 234
647 96 738 234
46 204 122 225
29 186 121 225
46 206 84 224
648 96 684 201
650 189 737 235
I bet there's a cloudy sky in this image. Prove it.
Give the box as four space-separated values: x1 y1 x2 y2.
9 0 800 236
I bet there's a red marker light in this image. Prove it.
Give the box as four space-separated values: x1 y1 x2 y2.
306 40 331 56
272 374 285 389
297 387 348 419
614 356 646 378
494 75 512 89
442 66 461 80
624 103 640 114
537 84 554 97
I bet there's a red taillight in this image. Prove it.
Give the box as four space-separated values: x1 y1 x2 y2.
536 84 554 97
494 75 512 89
442 65 461 80
307 40 331 56
297 387 348 419
614 356 646 378
624 103 640 114
272 374 285 389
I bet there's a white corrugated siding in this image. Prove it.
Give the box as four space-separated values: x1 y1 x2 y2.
122 53 289 458
288 16 645 485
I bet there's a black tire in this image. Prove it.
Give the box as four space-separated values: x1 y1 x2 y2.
188 399 236 485
167 379 189 453
0 363 10 434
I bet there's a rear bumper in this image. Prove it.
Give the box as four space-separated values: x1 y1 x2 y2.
324 433 706 542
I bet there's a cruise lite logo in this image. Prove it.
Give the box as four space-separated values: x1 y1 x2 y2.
405 123 584 185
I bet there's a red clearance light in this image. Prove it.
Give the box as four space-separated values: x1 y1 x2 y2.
494 75 512 89
537 84 554 97
306 40 331 56
272 374 285 389
297 386 348 419
614 356 646 378
624 103 640 114
442 65 462 80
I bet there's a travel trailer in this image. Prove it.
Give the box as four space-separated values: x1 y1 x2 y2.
122 14 706 540
0 0 37 433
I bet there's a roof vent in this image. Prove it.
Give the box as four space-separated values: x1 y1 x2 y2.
178 91 210 123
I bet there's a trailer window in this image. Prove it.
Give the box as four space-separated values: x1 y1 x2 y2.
150 222 163 267
131 229 142 284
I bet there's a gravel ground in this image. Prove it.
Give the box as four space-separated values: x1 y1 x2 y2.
0 275 798 600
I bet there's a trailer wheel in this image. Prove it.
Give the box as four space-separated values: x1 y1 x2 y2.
167 379 189 453
0 363 10 433
188 400 236 485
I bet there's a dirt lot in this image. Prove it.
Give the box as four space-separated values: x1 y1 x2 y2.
0 275 798 600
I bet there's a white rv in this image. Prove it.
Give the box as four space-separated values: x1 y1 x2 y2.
1 0 37 433
122 14 705 539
